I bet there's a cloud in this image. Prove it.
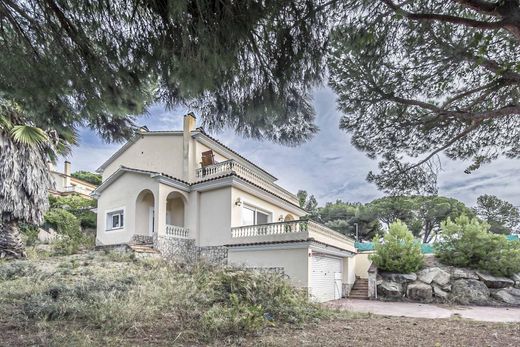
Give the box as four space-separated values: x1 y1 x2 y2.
60 86 520 208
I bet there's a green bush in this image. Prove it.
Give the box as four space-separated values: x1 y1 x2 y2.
19 223 40 246
49 195 97 229
71 171 102 186
370 220 424 273
435 215 520 277
44 208 92 255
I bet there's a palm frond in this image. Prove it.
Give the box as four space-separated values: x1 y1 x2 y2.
10 125 49 147
0 115 12 130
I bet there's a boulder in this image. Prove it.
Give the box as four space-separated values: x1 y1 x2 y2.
432 269 451 286
492 287 520 305
432 284 449 299
451 279 490 305
476 272 515 289
417 267 450 285
378 280 403 298
451 268 479 280
512 273 520 288
379 272 417 283
407 281 433 301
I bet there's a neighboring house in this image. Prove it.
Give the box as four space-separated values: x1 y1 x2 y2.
49 161 97 198
93 113 358 302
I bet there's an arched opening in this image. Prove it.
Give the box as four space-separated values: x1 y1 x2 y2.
284 214 295 222
166 191 186 227
136 189 155 235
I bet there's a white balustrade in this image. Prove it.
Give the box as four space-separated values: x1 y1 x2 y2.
195 160 297 203
231 220 308 238
165 224 190 239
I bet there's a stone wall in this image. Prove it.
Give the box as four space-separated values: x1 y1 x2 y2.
154 236 228 265
131 235 154 245
375 264 520 306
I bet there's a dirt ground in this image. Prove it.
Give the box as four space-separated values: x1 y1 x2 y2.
1 314 519 346
243 315 520 347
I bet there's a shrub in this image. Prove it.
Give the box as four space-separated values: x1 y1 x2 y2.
19 223 40 246
370 220 424 273
435 215 520 277
44 208 92 254
49 195 97 229
71 171 102 186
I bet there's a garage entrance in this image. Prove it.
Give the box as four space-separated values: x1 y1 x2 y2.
310 254 343 302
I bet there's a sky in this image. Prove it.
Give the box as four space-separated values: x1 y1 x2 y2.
58 86 520 208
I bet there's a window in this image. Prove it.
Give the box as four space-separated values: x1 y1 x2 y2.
242 205 271 226
106 209 124 230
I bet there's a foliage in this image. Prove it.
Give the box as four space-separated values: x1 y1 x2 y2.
474 194 520 234
19 223 40 247
71 171 102 186
328 0 520 193
296 190 318 216
435 215 520 277
368 195 473 242
317 200 382 240
0 254 328 344
49 195 97 229
44 208 92 255
370 220 424 273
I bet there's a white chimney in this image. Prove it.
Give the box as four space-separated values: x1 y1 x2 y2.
183 113 196 181
64 161 71 187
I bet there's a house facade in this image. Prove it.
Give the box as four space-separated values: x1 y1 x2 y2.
49 161 97 198
93 113 358 302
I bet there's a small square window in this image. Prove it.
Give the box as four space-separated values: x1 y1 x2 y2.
107 210 124 230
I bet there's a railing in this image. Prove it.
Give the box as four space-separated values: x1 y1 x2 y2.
231 220 307 237
230 220 356 251
165 224 190 239
62 185 94 195
195 160 298 204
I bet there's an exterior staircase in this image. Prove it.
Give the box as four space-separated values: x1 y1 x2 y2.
128 244 160 255
348 278 369 300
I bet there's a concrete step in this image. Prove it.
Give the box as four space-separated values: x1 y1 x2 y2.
128 245 159 254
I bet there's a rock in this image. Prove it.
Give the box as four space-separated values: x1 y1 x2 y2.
441 284 452 292
417 267 450 285
432 284 449 299
492 287 520 305
512 273 520 288
476 272 515 289
451 279 490 305
451 268 479 280
432 269 451 286
379 272 417 283
378 280 403 298
407 281 433 301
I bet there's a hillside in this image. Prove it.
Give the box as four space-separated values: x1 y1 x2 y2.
0 250 519 346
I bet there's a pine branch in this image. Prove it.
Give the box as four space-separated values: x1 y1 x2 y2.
380 0 506 30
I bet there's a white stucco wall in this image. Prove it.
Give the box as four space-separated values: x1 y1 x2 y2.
96 172 159 245
102 134 184 180
230 187 304 227
228 247 310 287
198 187 232 247
354 252 374 279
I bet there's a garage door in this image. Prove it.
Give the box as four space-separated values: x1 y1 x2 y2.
310 255 343 302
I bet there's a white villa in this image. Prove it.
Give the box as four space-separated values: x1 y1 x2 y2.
93 113 366 302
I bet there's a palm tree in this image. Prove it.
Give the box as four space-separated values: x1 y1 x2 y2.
0 101 64 258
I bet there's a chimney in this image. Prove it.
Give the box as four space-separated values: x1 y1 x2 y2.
64 161 71 187
183 113 196 181
47 161 55 172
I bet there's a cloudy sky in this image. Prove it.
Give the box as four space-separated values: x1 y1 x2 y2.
59 86 520 208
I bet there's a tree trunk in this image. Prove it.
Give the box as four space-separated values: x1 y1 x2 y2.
0 221 26 259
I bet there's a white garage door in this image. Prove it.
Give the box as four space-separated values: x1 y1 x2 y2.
310 255 343 302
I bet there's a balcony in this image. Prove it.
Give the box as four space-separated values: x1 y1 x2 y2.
229 220 356 252
195 160 298 204
165 224 190 239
